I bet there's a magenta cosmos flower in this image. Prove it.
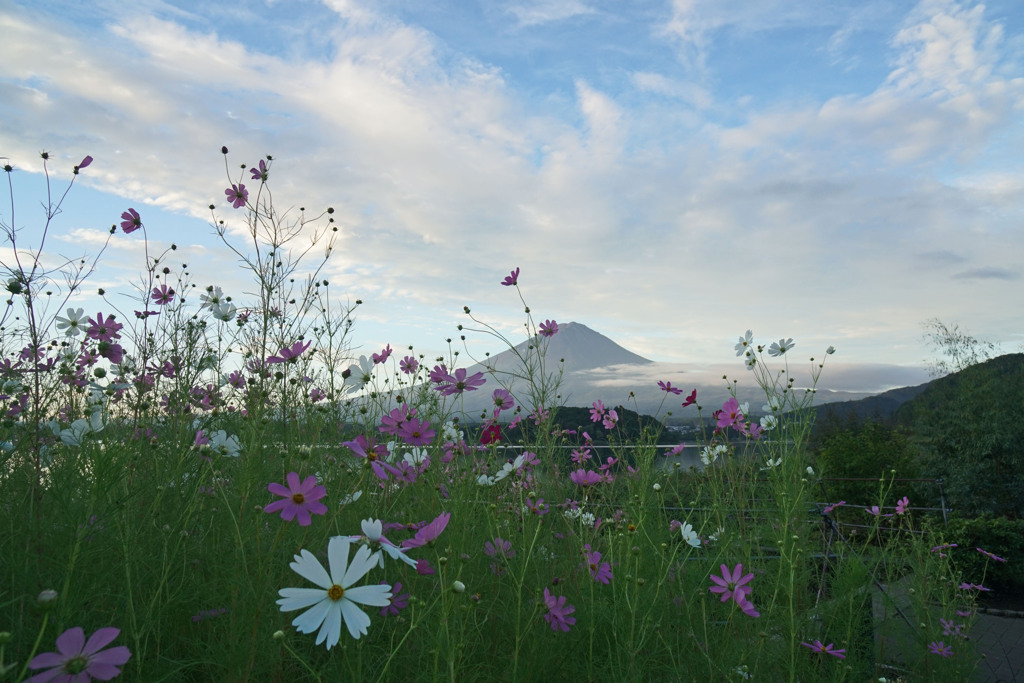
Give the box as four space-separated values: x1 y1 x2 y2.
542 588 576 632
397 417 435 446
716 398 744 430
538 320 558 337
400 356 419 374
501 267 519 287
226 183 248 208
151 284 175 305
266 340 312 364
710 563 759 616
570 469 603 486
658 380 683 395
801 640 846 659
120 208 141 234
436 368 486 396
85 313 123 342
250 159 269 181
26 626 131 682
584 545 613 584
264 472 328 526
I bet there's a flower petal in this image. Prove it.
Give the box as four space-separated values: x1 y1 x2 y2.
55 627 86 656
327 536 351 585
290 549 332 589
339 598 371 639
277 588 328 612
341 544 379 588
345 583 393 608
292 599 332 635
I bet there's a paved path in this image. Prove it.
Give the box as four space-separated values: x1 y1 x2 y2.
972 608 1024 683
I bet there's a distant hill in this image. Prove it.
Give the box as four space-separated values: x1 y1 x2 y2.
813 381 931 424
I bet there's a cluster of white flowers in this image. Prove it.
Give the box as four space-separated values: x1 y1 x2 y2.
700 444 728 466
476 452 529 486
564 505 596 527
199 286 236 321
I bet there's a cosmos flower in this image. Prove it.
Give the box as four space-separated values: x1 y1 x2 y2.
801 640 846 659
542 588 576 632
226 183 248 208
151 285 175 305
120 208 142 233
55 307 86 337
26 626 131 682
768 338 795 356
276 536 391 647
264 472 328 526
501 267 519 286
735 330 753 357
538 320 559 337
266 340 312 365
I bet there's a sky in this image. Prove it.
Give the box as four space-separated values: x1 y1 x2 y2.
1 0 1023 393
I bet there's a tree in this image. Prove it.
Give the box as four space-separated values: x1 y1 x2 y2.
922 318 997 378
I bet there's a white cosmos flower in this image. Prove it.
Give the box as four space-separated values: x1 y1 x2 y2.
761 457 783 470
55 307 86 337
767 338 795 357
760 415 778 431
208 430 241 457
277 536 391 647
734 330 753 357
680 521 701 548
354 518 417 569
211 302 237 322
199 286 224 311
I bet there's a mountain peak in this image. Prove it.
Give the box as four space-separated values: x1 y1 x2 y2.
470 321 652 375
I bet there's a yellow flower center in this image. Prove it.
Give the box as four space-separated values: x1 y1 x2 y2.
328 584 344 601
291 492 305 504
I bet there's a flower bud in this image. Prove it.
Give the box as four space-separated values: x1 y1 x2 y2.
37 589 58 607
451 580 466 593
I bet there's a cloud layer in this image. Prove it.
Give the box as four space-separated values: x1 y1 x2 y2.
1 0 1022 379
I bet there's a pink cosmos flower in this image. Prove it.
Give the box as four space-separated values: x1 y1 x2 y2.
86 313 123 342
226 183 248 208
658 380 683 395
372 345 392 364
895 496 910 515
929 640 954 657
542 588 576 632
602 409 618 430
584 545 613 584
120 208 142 233
709 563 754 604
266 340 312 365
344 435 401 481
436 368 486 396
397 417 435 446
539 320 559 337
402 512 451 549
26 626 131 682
501 267 520 286
589 400 605 422
491 388 514 412
681 389 697 407
977 547 1007 563
250 159 269 181
429 363 450 384
801 640 846 659
570 469 603 486
264 472 328 526
400 356 419 374
484 537 515 558
380 581 409 616
76 155 93 171
151 284 175 305
379 405 415 436
716 398 744 430
822 501 846 514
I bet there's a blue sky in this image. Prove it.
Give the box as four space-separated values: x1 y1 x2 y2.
2 0 1023 390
